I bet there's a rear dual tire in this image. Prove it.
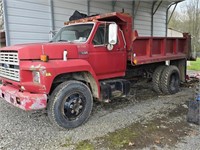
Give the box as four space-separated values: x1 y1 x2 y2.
160 66 180 94
152 66 167 94
152 65 180 95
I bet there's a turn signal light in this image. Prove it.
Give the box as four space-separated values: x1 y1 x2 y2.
133 59 137 65
40 54 49 62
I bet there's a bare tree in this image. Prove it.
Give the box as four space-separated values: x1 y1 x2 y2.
184 0 200 51
168 11 183 31
169 0 200 51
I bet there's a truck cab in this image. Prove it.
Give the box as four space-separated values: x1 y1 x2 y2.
50 21 127 79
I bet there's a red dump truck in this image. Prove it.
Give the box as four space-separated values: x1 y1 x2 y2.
0 12 192 129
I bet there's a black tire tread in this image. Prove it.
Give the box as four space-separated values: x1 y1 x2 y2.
152 65 166 94
160 65 180 95
47 80 93 130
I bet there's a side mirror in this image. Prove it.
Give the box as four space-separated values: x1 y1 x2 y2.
108 23 118 45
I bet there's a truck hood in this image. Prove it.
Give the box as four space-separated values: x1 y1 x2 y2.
0 42 80 60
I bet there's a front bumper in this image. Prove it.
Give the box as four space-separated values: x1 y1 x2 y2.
0 84 47 111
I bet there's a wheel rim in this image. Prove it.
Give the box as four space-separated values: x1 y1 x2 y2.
63 92 86 121
169 72 179 91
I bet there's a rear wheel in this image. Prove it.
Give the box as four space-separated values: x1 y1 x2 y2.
152 65 166 94
48 80 93 129
160 66 180 95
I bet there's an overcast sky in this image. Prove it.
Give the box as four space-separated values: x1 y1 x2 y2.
176 0 200 12
176 1 187 12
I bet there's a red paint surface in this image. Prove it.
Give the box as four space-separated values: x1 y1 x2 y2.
130 35 191 65
0 84 47 110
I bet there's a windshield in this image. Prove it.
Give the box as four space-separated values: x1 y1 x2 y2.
51 24 94 43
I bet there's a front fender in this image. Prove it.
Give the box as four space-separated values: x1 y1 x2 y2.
20 59 100 97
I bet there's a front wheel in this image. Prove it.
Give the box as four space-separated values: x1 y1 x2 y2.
48 80 93 129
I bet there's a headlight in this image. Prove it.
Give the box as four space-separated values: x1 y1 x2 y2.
32 71 40 83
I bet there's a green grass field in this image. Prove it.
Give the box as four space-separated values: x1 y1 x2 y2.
187 58 200 71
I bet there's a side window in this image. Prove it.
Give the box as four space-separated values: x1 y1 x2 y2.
92 24 109 45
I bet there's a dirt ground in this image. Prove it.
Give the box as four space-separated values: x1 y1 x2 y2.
0 71 200 150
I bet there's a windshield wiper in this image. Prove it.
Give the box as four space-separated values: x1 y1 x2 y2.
58 40 70 42
49 40 71 43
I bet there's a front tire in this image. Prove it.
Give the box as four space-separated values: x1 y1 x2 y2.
48 80 93 129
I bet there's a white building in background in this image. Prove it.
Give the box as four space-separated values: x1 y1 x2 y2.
2 0 184 46
168 28 183 37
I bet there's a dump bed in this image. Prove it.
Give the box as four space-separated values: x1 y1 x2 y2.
129 32 191 65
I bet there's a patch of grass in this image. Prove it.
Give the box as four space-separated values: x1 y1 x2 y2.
62 138 94 150
102 126 139 149
76 140 95 150
61 138 73 147
188 58 200 71
94 105 191 150
98 121 163 150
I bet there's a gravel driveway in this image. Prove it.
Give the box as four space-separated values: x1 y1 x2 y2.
0 76 199 150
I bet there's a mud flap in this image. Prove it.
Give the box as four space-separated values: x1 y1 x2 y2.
187 100 200 125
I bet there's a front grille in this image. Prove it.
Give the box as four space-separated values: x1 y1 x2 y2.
0 51 20 81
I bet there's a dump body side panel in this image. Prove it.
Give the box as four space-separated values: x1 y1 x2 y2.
129 33 191 65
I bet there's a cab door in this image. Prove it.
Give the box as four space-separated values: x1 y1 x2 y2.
88 23 127 79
